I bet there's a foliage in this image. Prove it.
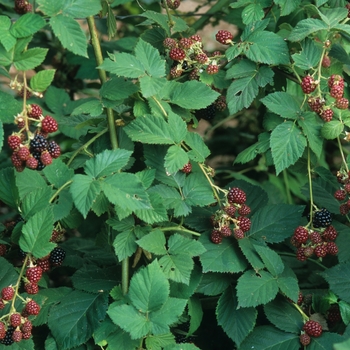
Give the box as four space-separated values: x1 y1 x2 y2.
1 0 350 349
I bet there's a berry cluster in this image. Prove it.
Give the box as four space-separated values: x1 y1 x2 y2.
210 187 251 244
14 0 32 14
291 222 338 261
8 106 60 172
334 170 350 215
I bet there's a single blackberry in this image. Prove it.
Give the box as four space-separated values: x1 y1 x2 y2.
30 134 48 152
303 320 322 337
49 247 66 266
227 187 246 204
326 242 338 255
314 243 327 258
47 141 61 158
299 333 311 346
309 231 322 244
323 226 337 241
293 226 309 244
334 189 346 201
194 104 216 121
0 326 15 346
178 38 192 49
220 225 232 237
238 204 251 216
210 229 222 244
312 208 332 228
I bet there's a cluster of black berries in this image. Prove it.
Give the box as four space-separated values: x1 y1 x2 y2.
8 103 60 172
210 187 251 244
334 170 350 215
291 209 338 261
305 74 348 123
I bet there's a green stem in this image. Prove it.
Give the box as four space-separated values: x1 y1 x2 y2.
307 146 314 227
67 128 108 166
337 136 349 173
191 0 231 32
161 225 201 237
87 16 118 150
280 252 327 269
282 170 293 204
49 180 73 203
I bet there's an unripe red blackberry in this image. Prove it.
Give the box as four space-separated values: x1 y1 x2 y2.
327 304 341 324
227 187 246 204
220 225 232 237
0 300 4 310
340 203 350 215
224 205 236 217
321 108 333 122
36 257 51 272
166 0 180 9
26 266 43 283
301 75 316 94
326 241 338 255
24 282 39 295
328 74 344 88
304 246 314 258
178 38 192 49
330 84 344 99
12 329 22 342
233 228 244 239
25 300 40 315
215 95 227 111
309 231 322 244
40 151 53 165
323 225 337 241
27 104 42 119
344 183 350 193
0 244 7 257
308 96 324 114
335 97 349 110
334 189 346 201
293 226 309 244
17 146 31 161
26 156 39 170
303 320 322 337
296 247 307 261
190 34 201 42
169 48 186 61
206 64 219 75
299 333 311 346
188 69 199 81
314 243 327 258
1 286 14 300
41 116 58 133
163 37 177 49
170 66 182 78
10 313 22 328
21 320 32 334
181 162 192 174
322 55 331 68
0 322 5 340
195 53 209 64
237 216 251 232
211 229 222 244
8 135 22 150
215 30 233 45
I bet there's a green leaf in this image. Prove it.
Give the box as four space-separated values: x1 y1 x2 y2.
124 114 174 144
10 13 46 38
137 229 167 255
140 76 167 98
0 167 18 207
249 204 304 243
113 229 137 260
159 254 193 284
270 121 307 175
36 0 63 16
246 31 290 65
53 188 73 222
321 262 350 303
58 0 102 17
19 207 56 258
169 81 220 109
339 301 350 325
129 259 169 312
45 86 70 115
141 11 171 36
16 168 47 199
100 76 139 101
107 5 117 39
235 132 270 164
183 173 215 207
264 299 304 334
227 76 259 115
241 3 264 24
14 47 48 71
253 245 284 276
199 231 248 273
135 39 165 77
0 257 19 291
102 173 151 211
277 274 299 302
43 158 74 189
99 53 144 78
168 112 187 144
292 38 323 70
261 92 301 119
168 234 206 257
164 145 188 174
184 132 210 163
236 270 279 308
240 325 300 350
321 120 344 139
50 14 88 57
71 99 103 117
329 43 350 65
308 332 344 350
0 30 16 52
48 290 108 350
188 296 203 335
135 192 168 224
145 333 175 350
299 112 323 158
30 69 56 92
108 303 150 339
21 186 54 220
289 18 328 42
216 287 257 347
334 337 350 350
70 174 101 218
274 0 301 16
85 149 132 178
238 239 265 270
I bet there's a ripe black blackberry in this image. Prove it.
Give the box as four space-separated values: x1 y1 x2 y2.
0 326 15 346
312 208 332 228
30 134 48 152
175 333 196 343
194 104 216 121
49 247 66 266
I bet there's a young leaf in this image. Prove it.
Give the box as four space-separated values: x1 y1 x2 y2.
20 207 56 258
289 18 328 42
0 90 22 123
14 48 48 71
236 270 279 308
129 259 170 313
10 13 46 38
30 69 56 92
216 287 257 347
260 92 301 119
48 290 108 349
50 14 88 57
113 229 137 260
70 174 101 218
270 121 307 175
136 229 167 255
84 149 132 178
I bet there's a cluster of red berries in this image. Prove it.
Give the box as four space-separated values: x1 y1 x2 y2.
299 320 323 346
291 223 338 261
163 35 226 79
334 170 350 215
14 0 32 14
306 74 348 122
210 187 251 244
8 104 60 172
